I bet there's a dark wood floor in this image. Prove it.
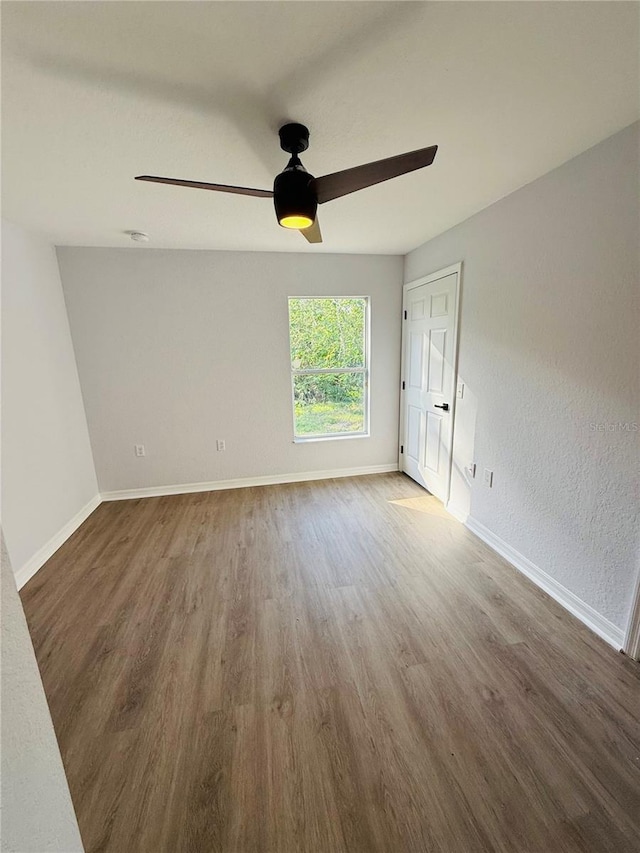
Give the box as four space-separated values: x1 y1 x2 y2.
21 473 640 853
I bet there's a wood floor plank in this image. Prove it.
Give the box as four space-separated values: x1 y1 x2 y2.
20 473 640 852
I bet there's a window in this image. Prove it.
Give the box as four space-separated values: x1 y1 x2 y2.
288 297 369 441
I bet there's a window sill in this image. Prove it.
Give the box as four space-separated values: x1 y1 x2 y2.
293 432 370 444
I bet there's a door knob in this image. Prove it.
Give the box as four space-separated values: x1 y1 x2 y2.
434 403 449 411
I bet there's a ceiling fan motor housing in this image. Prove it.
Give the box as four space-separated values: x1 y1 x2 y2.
273 159 317 227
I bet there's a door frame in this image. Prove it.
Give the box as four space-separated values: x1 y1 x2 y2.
623 568 640 660
398 262 463 505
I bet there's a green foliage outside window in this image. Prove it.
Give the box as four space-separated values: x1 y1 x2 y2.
289 298 368 437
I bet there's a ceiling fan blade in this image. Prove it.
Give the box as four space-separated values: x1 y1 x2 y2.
300 217 322 244
135 175 273 198
312 145 438 204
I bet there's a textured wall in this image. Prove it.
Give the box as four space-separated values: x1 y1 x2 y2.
404 122 639 629
57 249 403 492
1 221 98 578
0 536 84 852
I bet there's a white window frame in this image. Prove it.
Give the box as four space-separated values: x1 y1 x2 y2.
288 296 371 443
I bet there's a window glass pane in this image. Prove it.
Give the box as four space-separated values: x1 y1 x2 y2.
289 298 365 369
294 372 365 436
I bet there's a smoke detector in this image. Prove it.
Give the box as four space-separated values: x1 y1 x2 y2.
125 230 150 243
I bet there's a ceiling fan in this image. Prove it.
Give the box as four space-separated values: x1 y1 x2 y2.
135 123 438 244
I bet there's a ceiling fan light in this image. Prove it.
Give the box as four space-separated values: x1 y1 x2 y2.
279 214 314 230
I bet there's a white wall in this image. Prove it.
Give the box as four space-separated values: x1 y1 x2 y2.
405 122 640 631
1 221 98 581
57 249 403 492
1 535 84 852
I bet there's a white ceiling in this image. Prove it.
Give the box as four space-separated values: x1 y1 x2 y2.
2 1 638 255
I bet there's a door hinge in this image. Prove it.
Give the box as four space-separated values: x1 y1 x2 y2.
400 445 404 454
403 309 407 320
402 380 405 390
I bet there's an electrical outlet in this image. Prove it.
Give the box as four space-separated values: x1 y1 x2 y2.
484 468 493 487
216 439 226 452
135 444 145 457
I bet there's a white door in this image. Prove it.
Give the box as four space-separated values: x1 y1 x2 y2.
400 266 460 502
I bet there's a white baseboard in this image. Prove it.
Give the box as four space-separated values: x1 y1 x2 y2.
15 494 102 590
465 516 625 651
100 464 400 502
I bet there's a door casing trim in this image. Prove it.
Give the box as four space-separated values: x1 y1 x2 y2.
623 567 640 660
